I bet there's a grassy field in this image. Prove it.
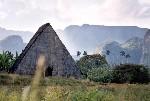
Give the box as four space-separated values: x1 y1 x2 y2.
0 73 149 101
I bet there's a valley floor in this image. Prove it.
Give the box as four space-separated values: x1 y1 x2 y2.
0 74 149 101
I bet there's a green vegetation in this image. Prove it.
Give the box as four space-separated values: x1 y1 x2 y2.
87 67 112 83
77 54 108 79
77 54 150 84
0 74 149 101
112 64 150 83
0 51 18 72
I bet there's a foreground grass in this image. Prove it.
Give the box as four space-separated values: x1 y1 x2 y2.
0 74 149 101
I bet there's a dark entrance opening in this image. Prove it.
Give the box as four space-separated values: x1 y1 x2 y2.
45 66 53 76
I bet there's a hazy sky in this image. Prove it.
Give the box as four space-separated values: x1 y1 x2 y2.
0 0 150 31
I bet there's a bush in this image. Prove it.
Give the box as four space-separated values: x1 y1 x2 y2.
112 64 150 83
87 67 113 83
77 54 108 79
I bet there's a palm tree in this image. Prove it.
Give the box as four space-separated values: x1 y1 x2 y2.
120 51 126 64
106 50 110 55
105 49 116 66
106 49 117 66
125 54 131 64
77 51 81 57
83 51 87 56
106 50 112 65
120 51 125 56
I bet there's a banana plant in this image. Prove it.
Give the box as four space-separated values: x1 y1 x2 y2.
0 51 17 72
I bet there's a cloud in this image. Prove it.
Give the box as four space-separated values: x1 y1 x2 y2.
92 0 150 28
101 0 141 17
0 0 150 31
0 11 7 19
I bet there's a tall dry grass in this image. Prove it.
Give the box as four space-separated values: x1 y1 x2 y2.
23 55 46 101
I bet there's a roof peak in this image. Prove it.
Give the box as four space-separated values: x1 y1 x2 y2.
37 23 52 33
42 23 50 26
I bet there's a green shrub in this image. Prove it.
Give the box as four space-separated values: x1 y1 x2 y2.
77 54 109 79
87 67 113 83
112 64 150 83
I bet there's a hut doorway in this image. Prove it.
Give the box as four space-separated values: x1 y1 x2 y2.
45 66 53 76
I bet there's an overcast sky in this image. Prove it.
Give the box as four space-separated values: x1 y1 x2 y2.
0 0 150 31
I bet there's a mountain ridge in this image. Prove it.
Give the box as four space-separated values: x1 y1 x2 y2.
0 25 149 66
100 37 144 65
63 24 149 54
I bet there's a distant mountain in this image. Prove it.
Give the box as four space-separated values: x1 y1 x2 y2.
121 37 143 49
141 30 150 66
0 35 26 54
0 27 33 54
100 37 144 65
121 37 144 64
100 41 123 65
0 27 33 43
63 24 148 54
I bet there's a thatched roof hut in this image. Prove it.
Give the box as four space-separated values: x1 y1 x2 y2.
10 23 80 78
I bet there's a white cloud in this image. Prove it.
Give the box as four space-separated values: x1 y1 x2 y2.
0 11 7 19
94 0 150 28
0 0 150 31
140 0 150 5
